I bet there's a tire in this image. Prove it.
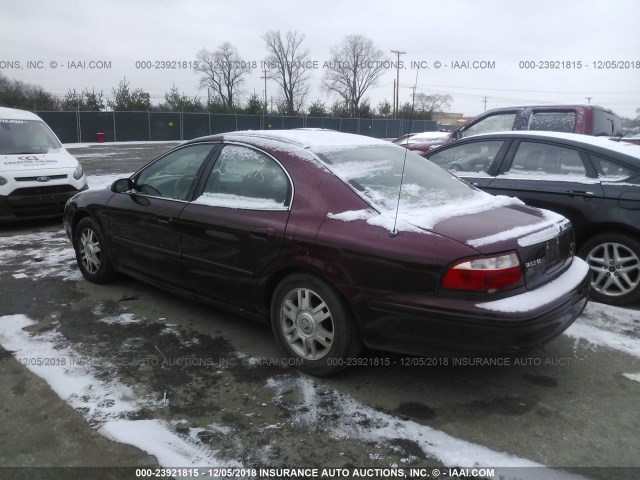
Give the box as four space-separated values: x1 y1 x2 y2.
73 217 116 284
271 274 362 376
578 232 640 305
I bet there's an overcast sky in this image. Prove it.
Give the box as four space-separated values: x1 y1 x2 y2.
1 0 639 118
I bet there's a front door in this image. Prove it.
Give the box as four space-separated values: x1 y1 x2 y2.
105 143 217 284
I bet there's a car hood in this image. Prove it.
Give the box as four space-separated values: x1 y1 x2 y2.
0 149 79 173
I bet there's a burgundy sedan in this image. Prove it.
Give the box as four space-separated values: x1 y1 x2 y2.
63 130 590 375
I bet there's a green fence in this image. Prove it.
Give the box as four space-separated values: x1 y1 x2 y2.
34 111 438 144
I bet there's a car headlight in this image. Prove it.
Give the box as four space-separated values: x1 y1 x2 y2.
73 164 84 180
0 176 7 186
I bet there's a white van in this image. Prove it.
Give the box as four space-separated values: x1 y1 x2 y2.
0 106 87 221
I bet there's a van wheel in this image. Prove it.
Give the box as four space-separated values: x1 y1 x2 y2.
578 233 640 305
74 217 116 284
271 274 362 376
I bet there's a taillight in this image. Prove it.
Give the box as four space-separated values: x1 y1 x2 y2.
442 252 524 293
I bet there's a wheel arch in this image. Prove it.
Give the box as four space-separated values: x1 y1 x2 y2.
577 226 640 253
260 265 360 331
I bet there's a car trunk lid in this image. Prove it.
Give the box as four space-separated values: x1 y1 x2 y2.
417 203 576 291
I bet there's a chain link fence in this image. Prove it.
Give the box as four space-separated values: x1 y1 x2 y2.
34 111 438 144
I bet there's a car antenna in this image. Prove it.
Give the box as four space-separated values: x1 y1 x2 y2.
390 67 419 237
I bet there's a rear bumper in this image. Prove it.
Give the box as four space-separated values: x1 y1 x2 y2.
358 259 591 356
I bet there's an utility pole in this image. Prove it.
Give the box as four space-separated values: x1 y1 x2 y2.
586 96 592 104
392 79 396 117
483 96 488 112
260 68 269 113
390 50 406 117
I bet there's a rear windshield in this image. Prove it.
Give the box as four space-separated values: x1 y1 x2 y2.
315 145 475 211
0 119 62 154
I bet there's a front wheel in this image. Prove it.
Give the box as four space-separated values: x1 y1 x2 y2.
73 217 116 284
578 232 640 305
271 274 362 376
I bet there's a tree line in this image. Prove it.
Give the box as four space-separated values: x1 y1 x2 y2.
0 31 455 119
2 30 639 126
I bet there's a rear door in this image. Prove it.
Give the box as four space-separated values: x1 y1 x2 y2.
179 144 292 308
483 140 605 239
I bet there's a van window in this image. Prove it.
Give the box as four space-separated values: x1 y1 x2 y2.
528 112 575 133
0 119 62 154
592 111 623 136
462 113 517 137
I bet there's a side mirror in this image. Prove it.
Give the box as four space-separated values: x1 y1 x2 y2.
111 178 134 193
451 129 461 141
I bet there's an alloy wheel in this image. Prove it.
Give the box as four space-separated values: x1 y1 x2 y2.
280 288 335 360
586 242 640 298
79 228 102 275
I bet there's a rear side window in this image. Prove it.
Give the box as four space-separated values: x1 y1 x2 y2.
504 142 588 179
591 156 635 180
195 145 290 209
427 141 504 174
528 112 576 133
462 113 517 137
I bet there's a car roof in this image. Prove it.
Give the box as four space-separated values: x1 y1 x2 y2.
453 131 640 162
190 129 389 150
411 131 450 139
470 104 612 113
0 106 43 121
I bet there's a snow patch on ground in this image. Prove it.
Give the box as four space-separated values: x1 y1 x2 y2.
0 314 146 419
566 301 640 358
0 314 234 469
266 377 584 480
0 230 81 281
99 313 143 326
100 419 235 468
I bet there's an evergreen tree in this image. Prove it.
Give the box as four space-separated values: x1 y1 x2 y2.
107 78 151 111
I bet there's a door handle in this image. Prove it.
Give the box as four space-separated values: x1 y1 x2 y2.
157 215 173 224
567 191 595 199
250 227 275 239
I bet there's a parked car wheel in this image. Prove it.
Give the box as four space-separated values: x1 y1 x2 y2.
271 274 362 376
578 232 640 305
74 217 116 284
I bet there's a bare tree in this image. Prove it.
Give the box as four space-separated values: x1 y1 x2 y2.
323 35 387 117
195 42 251 112
414 93 453 116
262 30 311 115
